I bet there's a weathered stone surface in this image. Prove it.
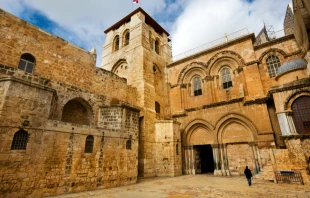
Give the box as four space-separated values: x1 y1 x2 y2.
0 4 310 198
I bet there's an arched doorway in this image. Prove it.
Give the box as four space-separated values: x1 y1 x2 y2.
61 98 93 125
292 96 310 134
217 118 257 176
183 121 215 175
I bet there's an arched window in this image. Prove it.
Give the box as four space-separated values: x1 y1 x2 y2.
292 96 310 134
154 40 159 54
221 68 233 89
124 30 130 46
18 53 35 73
85 135 94 153
126 140 132 150
266 55 281 77
114 36 120 51
155 102 160 114
193 77 202 96
176 144 179 155
11 130 29 150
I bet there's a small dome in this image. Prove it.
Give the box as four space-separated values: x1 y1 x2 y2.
277 58 308 76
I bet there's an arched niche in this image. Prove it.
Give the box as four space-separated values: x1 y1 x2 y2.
61 97 93 126
190 127 215 145
215 113 257 144
183 119 215 146
111 59 128 79
177 62 207 85
220 121 252 144
209 57 240 76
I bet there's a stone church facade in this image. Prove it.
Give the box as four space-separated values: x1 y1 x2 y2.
0 0 310 197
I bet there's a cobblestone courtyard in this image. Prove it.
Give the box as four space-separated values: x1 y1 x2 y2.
51 175 310 198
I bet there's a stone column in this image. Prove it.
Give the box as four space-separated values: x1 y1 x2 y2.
249 142 259 174
255 144 263 171
180 84 187 110
184 146 195 175
223 144 230 176
211 144 221 176
219 144 227 176
277 111 297 135
287 112 297 134
190 146 195 175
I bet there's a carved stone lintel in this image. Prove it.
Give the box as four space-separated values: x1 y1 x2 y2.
205 75 214 81
180 84 187 88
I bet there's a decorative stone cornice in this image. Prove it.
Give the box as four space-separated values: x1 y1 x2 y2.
269 78 310 94
185 107 203 112
254 34 295 50
172 112 188 118
280 134 310 140
203 97 243 109
244 97 269 106
167 34 255 67
170 84 179 88
0 76 56 93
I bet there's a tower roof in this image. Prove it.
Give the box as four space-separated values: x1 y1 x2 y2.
104 7 170 36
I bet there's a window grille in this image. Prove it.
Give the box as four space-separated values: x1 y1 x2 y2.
11 130 29 150
221 68 233 89
124 31 130 46
18 53 35 73
266 55 281 77
85 135 94 153
114 36 120 51
292 96 310 134
126 140 132 150
193 77 202 96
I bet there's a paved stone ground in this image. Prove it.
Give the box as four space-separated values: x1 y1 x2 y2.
51 175 310 198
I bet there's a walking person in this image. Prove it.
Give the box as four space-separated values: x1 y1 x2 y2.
244 166 253 186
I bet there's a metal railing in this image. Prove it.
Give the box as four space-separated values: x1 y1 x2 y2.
173 28 249 62
268 29 285 40
274 171 304 185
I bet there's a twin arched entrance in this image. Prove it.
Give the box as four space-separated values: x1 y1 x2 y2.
182 115 261 176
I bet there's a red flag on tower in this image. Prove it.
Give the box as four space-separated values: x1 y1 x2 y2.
133 0 139 3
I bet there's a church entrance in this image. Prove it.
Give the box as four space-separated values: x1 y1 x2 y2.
195 145 214 174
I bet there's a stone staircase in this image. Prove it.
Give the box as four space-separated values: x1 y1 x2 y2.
255 164 275 181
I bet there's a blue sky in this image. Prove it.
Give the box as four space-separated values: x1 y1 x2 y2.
0 0 291 66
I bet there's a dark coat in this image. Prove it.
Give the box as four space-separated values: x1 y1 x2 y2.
244 168 252 178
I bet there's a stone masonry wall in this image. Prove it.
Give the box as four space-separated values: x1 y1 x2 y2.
0 9 138 105
155 121 182 177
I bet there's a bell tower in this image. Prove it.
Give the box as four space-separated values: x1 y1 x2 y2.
101 7 173 177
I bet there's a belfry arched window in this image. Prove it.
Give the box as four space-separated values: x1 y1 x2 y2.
221 68 233 89
292 96 310 134
193 77 202 96
266 55 281 77
85 135 94 153
18 53 35 73
11 130 29 150
114 36 120 51
124 30 130 46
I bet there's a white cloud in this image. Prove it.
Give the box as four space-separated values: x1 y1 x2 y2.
171 0 292 55
0 0 292 64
